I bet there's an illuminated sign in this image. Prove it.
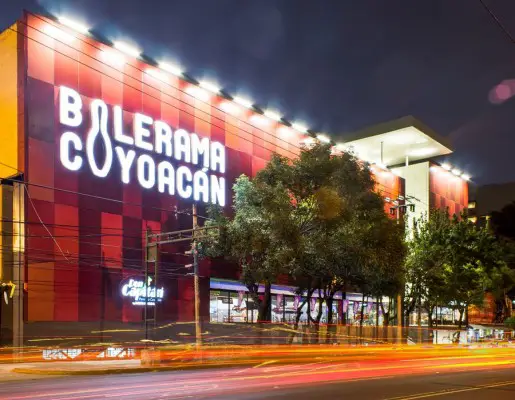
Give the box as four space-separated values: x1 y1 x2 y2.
121 277 164 306
58 86 226 206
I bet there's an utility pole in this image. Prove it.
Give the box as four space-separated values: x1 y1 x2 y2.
387 195 416 345
145 211 218 349
192 204 202 349
144 227 150 341
143 227 158 342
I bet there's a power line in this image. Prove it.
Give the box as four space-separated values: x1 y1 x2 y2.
0 243 192 270
479 0 515 43
3 177 212 221
1 218 150 233
24 183 69 262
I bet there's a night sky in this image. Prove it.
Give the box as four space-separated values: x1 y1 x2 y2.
3 0 515 186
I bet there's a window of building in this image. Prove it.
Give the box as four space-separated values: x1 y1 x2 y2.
209 290 231 323
468 201 476 209
209 290 342 324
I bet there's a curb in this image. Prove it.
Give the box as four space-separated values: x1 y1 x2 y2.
11 361 256 376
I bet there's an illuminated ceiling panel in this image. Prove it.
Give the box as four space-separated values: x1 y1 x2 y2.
342 116 452 167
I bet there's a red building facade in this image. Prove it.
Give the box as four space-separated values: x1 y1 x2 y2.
0 12 407 339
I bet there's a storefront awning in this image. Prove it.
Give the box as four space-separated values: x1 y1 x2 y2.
210 278 375 301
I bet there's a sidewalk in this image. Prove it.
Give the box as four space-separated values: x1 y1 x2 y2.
9 358 256 376
9 360 144 376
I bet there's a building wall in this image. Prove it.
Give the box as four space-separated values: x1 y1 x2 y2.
0 24 21 179
392 162 430 228
392 161 468 226
9 13 406 328
16 13 320 325
429 163 468 216
370 164 405 216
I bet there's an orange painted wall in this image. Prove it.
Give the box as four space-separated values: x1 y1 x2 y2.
0 24 20 179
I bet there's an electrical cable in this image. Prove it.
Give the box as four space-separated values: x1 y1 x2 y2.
478 0 515 43
24 183 69 262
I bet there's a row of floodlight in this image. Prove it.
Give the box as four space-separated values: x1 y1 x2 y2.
52 15 472 182
440 163 470 181
55 15 338 147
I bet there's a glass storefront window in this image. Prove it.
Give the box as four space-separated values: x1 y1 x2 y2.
210 289 342 326
247 296 258 323
272 294 285 322
230 292 246 323
284 296 298 323
209 290 231 323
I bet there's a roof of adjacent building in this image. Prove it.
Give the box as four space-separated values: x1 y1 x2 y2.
342 116 453 167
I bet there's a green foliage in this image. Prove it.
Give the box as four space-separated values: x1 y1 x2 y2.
405 209 513 327
201 143 406 324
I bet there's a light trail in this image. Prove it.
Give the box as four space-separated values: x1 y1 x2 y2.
4 347 515 399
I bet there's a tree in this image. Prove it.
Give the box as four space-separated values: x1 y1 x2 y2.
404 211 452 328
201 174 298 322
363 214 406 328
201 143 406 330
405 209 514 342
444 213 513 332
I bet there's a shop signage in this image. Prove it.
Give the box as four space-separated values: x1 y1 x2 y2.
121 277 164 306
58 86 226 206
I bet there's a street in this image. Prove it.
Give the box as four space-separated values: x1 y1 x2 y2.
2 352 515 399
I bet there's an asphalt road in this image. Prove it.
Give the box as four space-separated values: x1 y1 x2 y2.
1 364 515 399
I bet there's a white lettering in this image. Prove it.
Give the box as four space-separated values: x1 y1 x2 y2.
121 278 164 306
121 284 130 296
87 99 113 178
191 133 210 168
134 113 154 151
210 142 225 173
176 166 193 199
210 175 226 207
115 147 136 184
59 86 82 127
154 121 173 157
157 161 175 195
57 88 228 207
174 129 191 163
113 105 134 145
137 154 156 189
193 170 209 203
60 132 83 171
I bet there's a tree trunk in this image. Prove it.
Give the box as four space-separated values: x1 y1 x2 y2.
327 296 334 325
257 281 272 322
454 306 465 344
360 293 365 328
326 294 335 344
288 288 315 344
314 296 324 343
427 305 435 328
341 282 347 326
404 297 416 328
289 300 307 345
359 294 366 344
375 297 380 340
